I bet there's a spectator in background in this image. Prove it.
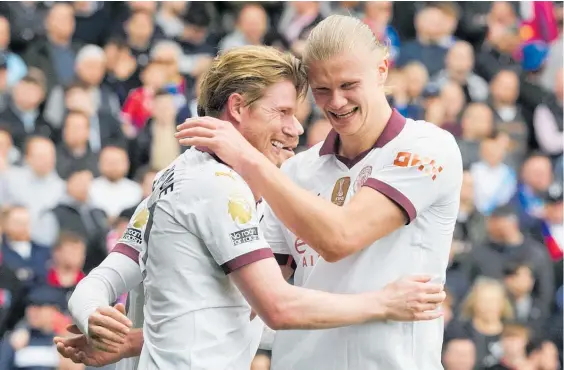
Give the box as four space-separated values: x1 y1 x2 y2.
456 171 487 247
458 103 495 170
89 145 142 220
104 37 140 104
72 1 113 46
24 3 81 92
0 71 53 150
539 184 563 262
489 69 529 170
35 169 108 273
488 324 532 370
150 40 190 114
121 62 167 136
122 10 159 70
219 4 268 51
0 285 69 370
62 82 126 153
470 135 517 214
0 2 48 55
431 41 489 103
466 204 554 316
442 337 476 370
439 81 467 137
396 3 458 76
55 111 99 180
46 232 86 303
306 118 332 149
503 262 547 333
0 206 50 287
0 221 25 337
0 16 27 88
74 45 121 119
475 2 521 80
446 278 513 369
4 136 64 228
513 153 555 238
396 61 427 120
533 67 563 159
156 1 187 39
363 1 400 64
175 8 215 82
278 1 323 57
135 90 182 171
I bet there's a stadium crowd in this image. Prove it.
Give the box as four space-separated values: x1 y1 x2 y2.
0 1 561 369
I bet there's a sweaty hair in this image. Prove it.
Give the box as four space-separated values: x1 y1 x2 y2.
197 45 308 117
303 15 389 66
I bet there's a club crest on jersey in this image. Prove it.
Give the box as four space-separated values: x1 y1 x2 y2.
228 195 253 225
331 177 351 206
354 166 373 192
132 207 149 229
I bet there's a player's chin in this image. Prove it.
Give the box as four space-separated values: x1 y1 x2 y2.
268 145 295 166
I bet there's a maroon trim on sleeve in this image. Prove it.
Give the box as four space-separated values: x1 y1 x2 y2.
363 178 417 224
221 248 274 274
111 243 140 265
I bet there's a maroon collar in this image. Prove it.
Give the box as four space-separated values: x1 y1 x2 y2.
318 109 406 168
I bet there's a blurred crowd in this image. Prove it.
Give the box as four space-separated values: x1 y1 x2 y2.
0 1 560 370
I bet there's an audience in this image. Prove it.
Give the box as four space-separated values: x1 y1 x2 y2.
0 2 560 369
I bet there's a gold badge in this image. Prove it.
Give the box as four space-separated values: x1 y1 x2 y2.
132 208 150 229
215 171 235 180
331 177 351 206
228 195 253 224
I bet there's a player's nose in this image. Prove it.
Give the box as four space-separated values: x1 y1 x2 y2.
328 91 348 111
282 115 304 138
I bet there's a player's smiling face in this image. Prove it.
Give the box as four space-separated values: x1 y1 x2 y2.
237 80 303 167
308 49 387 137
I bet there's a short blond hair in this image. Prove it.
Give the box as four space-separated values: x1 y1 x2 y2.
303 15 389 65
197 45 307 117
460 277 514 321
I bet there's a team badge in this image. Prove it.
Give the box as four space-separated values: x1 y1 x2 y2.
354 166 373 192
228 195 253 225
331 177 351 206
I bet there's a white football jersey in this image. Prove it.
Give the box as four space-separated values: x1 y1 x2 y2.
268 110 463 370
136 148 269 370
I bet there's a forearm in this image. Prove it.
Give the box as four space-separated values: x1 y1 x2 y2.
241 155 347 257
68 253 142 336
272 285 385 330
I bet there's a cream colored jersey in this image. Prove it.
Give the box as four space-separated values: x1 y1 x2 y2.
268 110 463 370
136 148 269 370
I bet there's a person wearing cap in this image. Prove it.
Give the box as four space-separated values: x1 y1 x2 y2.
0 285 67 369
465 203 555 317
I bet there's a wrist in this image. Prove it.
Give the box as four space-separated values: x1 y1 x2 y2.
238 148 269 181
366 291 389 321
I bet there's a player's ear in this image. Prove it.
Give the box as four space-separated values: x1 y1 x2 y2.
377 59 389 86
226 93 245 125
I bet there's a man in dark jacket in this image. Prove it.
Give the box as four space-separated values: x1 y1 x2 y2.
465 204 555 316
23 3 82 92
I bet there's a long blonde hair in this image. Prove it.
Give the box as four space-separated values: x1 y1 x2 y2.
460 277 514 321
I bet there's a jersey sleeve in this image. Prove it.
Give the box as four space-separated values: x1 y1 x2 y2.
363 133 462 224
180 175 273 274
111 198 150 264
